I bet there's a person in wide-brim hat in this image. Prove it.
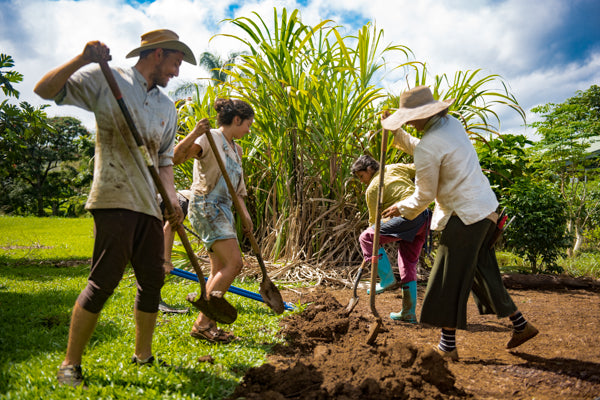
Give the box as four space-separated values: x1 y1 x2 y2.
380 85 539 362
127 29 196 65
382 86 455 131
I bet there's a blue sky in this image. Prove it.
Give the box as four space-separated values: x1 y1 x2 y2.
1 0 599 139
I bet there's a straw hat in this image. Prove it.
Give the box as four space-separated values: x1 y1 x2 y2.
126 29 196 65
382 86 455 130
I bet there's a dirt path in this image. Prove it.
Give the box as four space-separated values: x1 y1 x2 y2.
229 274 600 399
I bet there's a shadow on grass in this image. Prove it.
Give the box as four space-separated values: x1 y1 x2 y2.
90 365 240 397
0 254 283 398
0 290 125 357
235 301 286 318
0 254 92 282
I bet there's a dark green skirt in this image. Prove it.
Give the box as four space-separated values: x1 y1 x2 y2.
420 216 517 330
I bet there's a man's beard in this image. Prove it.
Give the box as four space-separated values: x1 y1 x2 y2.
151 65 169 88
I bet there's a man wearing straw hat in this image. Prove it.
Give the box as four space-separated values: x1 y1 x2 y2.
381 86 538 361
34 29 198 387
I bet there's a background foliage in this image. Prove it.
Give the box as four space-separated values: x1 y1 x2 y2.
528 85 600 255
501 179 572 273
1 54 94 217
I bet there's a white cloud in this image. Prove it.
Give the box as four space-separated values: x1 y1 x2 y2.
500 51 600 138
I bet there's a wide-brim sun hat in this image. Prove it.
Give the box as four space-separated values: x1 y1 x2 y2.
126 29 196 65
382 86 455 130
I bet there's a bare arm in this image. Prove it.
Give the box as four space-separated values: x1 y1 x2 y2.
230 142 253 234
34 41 111 99
173 118 211 165
237 195 254 235
158 165 183 227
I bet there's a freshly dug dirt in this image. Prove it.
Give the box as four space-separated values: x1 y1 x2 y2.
228 273 600 400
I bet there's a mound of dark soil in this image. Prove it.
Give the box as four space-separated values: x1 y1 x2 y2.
228 292 467 399
228 273 600 399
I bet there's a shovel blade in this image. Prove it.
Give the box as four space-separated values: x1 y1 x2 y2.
260 279 285 314
366 318 382 345
345 296 359 314
345 266 364 315
186 292 238 324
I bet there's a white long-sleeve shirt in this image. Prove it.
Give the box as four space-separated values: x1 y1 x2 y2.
391 115 498 231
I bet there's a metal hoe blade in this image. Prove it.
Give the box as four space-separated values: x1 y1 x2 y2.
346 260 366 314
186 292 237 324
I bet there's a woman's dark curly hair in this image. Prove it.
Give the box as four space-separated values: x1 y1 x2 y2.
214 98 254 126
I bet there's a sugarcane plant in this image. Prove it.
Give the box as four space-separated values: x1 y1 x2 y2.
211 9 414 271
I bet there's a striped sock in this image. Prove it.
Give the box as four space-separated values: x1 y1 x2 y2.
510 311 527 332
438 328 456 352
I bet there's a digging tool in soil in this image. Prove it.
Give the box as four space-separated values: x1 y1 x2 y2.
180 224 288 312
366 263 383 345
171 267 295 311
366 127 389 345
345 259 366 314
203 129 286 315
99 61 237 324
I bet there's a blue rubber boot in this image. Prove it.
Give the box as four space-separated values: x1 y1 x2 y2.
367 247 396 294
390 280 417 323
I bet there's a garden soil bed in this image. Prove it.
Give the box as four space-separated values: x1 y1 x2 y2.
228 273 600 399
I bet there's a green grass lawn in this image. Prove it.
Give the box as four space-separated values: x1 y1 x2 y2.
0 215 95 260
0 216 291 399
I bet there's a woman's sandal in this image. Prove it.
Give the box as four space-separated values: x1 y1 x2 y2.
190 324 237 344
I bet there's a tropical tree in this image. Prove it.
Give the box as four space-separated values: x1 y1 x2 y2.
44 117 94 216
0 53 22 99
198 51 248 85
585 185 600 247
529 85 600 253
475 133 534 194
1 53 94 216
501 179 571 273
0 115 93 216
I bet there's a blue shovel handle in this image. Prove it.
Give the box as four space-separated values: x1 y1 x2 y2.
170 268 294 311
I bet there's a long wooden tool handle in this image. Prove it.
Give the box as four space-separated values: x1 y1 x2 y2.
203 129 269 276
369 128 389 320
99 61 208 296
